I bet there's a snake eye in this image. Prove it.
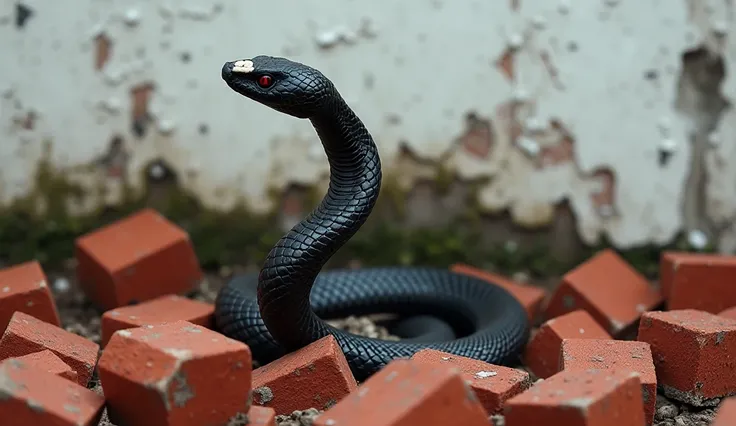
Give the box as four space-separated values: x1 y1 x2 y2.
257 75 274 88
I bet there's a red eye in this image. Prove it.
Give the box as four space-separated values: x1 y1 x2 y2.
258 75 274 87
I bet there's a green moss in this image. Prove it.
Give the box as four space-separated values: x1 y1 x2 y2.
0 153 715 279
433 163 455 195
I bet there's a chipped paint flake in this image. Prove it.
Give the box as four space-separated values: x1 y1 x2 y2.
232 60 254 74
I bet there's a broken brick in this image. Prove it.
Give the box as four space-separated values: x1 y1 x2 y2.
720 306 736 321
0 311 99 386
560 339 656 424
523 310 611 379
451 263 547 322
252 335 357 415
8 349 78 382
247 405 277 426
545 249 663 336
0 260 61 334
100 294 214 346
0 356 105 426
712 397 736 426
637 309 736 406
411 348 531 415
314 358 490 426
660 252 736 313
98 320 252 426
504 368 645 426
75 208 203 310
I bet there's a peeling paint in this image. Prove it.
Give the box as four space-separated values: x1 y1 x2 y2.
1 0 735 258
94 33 112 70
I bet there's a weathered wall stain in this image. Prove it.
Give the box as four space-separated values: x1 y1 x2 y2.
457 113 495 159
15 2 33 29
0 0 735 258
94 33 112 71
130 83 155 138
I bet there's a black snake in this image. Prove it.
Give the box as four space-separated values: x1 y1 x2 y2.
214 55 529 381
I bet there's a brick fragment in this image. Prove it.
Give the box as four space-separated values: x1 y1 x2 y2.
661 252 736 313
712 397 736 426
411 348 531 415
720 306 736 321
0 260 60 334
98 320 252 426
523 310 611 379
451 263 547 322
659 251 701 299
504 368 645 426
560 339 656 424
101 294 214 346
0 311 99 386
247 405 277 426
252 335 357 415
314 358 489 426
9 349 78 382
545 249 663 336
75 208 203 310
637 309 736 406
0 357 105 426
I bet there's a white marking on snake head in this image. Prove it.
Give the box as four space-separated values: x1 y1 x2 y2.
232 60 254 74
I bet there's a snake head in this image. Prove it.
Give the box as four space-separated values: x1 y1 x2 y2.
222 55 334 119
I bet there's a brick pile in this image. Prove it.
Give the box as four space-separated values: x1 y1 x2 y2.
0 208 734 425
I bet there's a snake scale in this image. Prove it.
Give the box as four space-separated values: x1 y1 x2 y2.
214 55 530 381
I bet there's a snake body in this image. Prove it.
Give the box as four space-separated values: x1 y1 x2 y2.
214 56 529 381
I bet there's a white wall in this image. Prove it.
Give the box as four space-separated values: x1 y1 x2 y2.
1 0 734 251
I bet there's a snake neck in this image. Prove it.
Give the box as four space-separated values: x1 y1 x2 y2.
258 95 382 350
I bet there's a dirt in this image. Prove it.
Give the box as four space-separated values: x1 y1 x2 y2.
47 268 721 426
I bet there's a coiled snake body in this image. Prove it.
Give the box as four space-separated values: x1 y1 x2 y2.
215 56 529 381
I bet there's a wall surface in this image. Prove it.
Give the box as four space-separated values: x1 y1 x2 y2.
1 0 735 253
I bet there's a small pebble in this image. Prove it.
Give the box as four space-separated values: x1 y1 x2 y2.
656 404 679 420
326 315 399 340
275 408 321 426
490 414 505 426
53 277 70 292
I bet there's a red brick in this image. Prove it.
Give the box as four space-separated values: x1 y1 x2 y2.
637 309 736 406
523 310 611 379
410 348 531 415
545 249 663 336
98 320 252 426
0 356 105 426
0 311 99 386
712 397 736 426
720 306 736 321
661 252 736 313
101 294 214 346
9 349 78 382
75 208 203 310
314 358 489 426
252 335 357 415
504 368 645 426
247 405 277 426
660 251 697 299
560 339 656 424
451 263 547 322
0 260 60 334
